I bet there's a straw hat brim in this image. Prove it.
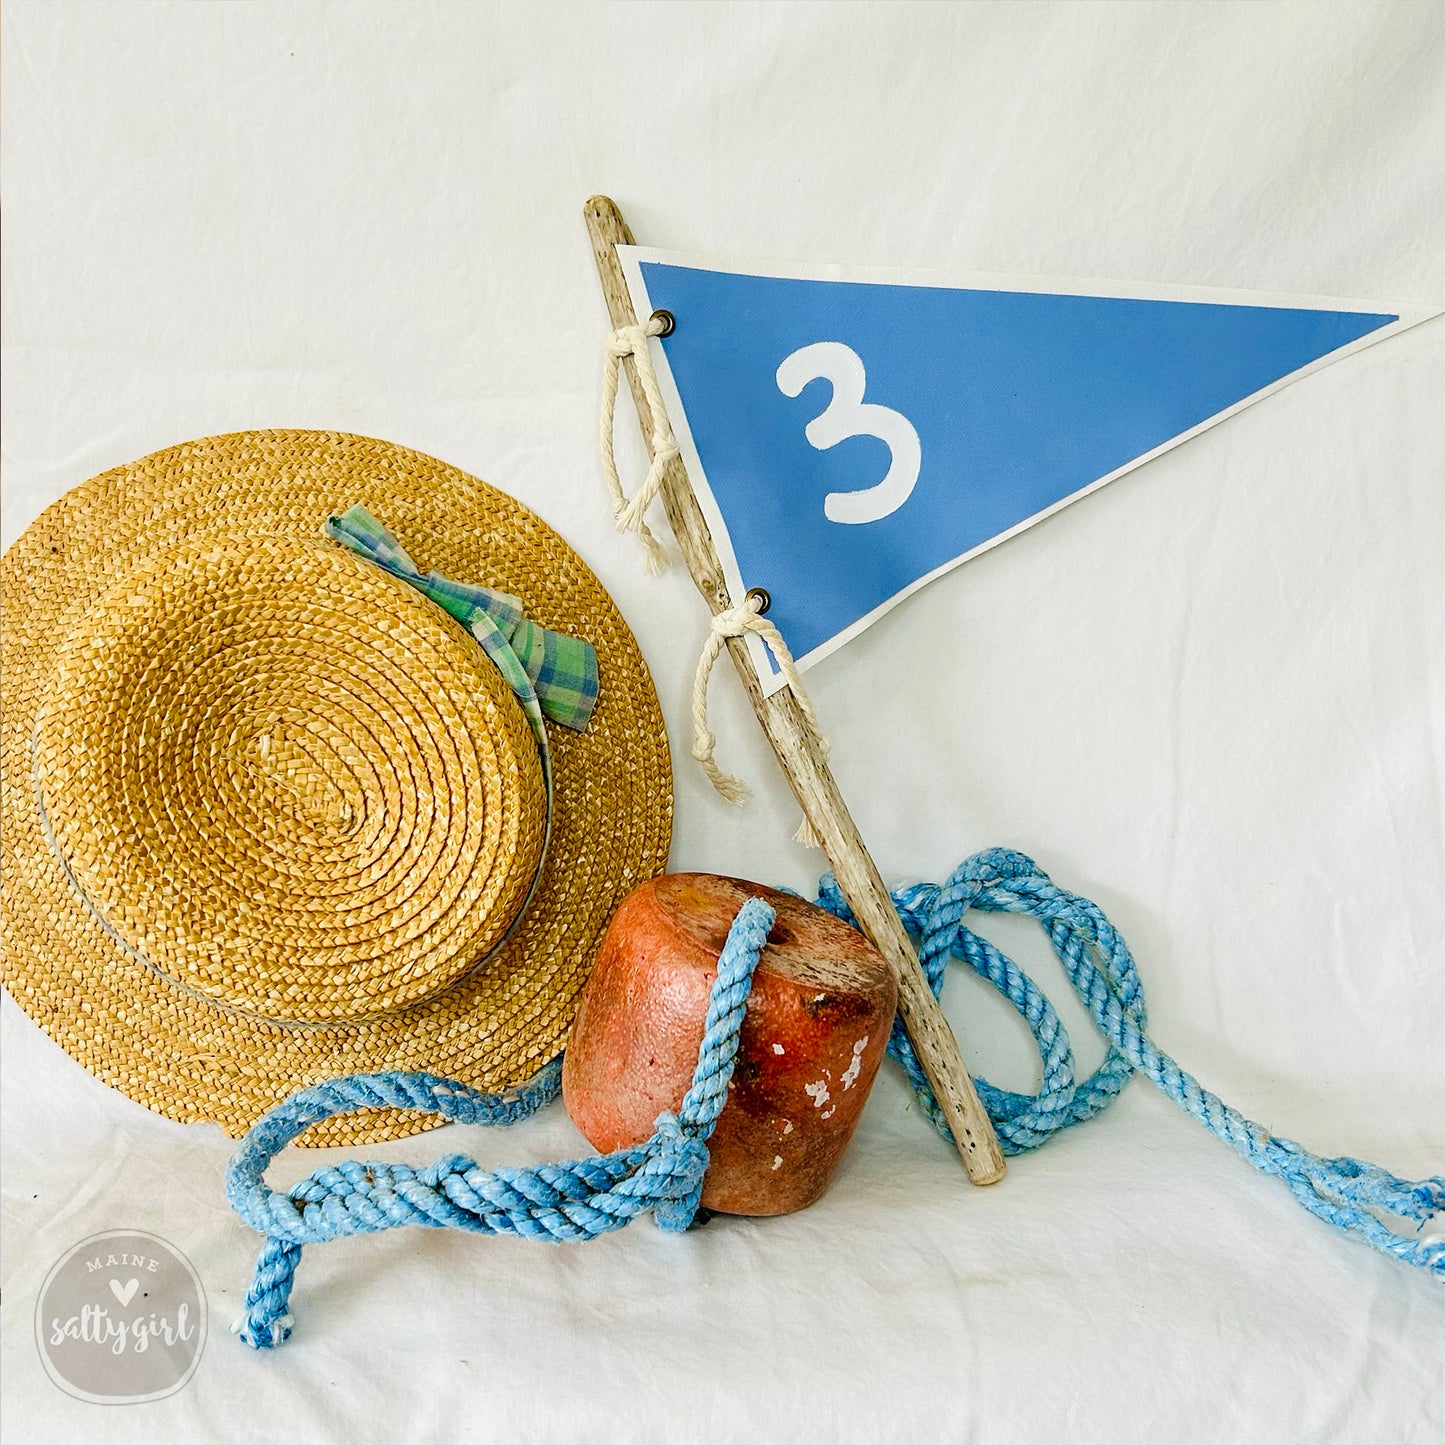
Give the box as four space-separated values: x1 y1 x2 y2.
1 430 673 1145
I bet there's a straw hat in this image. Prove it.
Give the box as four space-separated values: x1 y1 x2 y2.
1 430 672 1144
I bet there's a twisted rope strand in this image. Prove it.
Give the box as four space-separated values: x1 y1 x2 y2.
230 853 1443 1349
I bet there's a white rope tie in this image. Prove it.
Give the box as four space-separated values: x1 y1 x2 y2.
600 316 679 574
600 315 829 847
692 595 830 847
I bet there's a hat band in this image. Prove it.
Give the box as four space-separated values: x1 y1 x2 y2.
324 506 599 738
31 512 599 1031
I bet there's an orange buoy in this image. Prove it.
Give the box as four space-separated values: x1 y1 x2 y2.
563 873 897 1216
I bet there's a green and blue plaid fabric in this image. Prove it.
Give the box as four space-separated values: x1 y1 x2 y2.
324 505 599 745
324 503 593 959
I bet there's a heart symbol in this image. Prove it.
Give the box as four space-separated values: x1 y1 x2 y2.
109 1278 139 1307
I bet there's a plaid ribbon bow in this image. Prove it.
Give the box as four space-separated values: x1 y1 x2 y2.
324 506 599 758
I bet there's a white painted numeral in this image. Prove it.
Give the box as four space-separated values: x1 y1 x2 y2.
775 341 922 525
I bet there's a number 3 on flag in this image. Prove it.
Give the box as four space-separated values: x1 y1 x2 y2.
776 341 922 525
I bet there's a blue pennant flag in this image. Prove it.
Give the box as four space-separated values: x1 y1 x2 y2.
620 248 1432 693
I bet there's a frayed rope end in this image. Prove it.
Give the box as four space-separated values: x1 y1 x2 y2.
704 769 751 806
691 729 751 805
233 1312 293 1350
613 514 670 575
638 527 670 575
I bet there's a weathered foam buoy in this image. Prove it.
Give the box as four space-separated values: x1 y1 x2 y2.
563 873 897 1216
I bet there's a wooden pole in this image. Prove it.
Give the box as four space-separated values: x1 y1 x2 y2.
584 196 1006 1185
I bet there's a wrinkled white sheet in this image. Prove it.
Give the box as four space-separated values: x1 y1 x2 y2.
2 4 1442 1442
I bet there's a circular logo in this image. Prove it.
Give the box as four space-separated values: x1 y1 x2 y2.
35 1230 206 1404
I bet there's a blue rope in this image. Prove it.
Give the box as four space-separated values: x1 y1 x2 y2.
227 896 773 1347
228 850 1443 1348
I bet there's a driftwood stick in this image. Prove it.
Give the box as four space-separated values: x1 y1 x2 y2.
583 196 1006 1185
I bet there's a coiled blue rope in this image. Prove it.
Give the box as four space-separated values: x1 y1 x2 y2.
228 849 1443 1348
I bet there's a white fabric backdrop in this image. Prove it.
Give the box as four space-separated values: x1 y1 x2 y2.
3 3 1442 1442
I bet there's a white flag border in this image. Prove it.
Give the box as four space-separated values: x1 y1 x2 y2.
618 244 1440 698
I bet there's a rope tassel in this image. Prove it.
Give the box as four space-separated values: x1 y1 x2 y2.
691 594 830 846
229 853 1442 1350
600 316 678 573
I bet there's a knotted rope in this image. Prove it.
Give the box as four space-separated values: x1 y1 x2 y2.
691 594 830 847
599 320 829 846
230 850 1442 1349
228 895 775 1348
600 315 678 574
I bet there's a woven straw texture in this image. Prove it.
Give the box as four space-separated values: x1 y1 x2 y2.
1 431 673 1144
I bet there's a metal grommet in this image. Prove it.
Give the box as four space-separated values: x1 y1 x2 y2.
744 587 771 614
649 308 675 337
